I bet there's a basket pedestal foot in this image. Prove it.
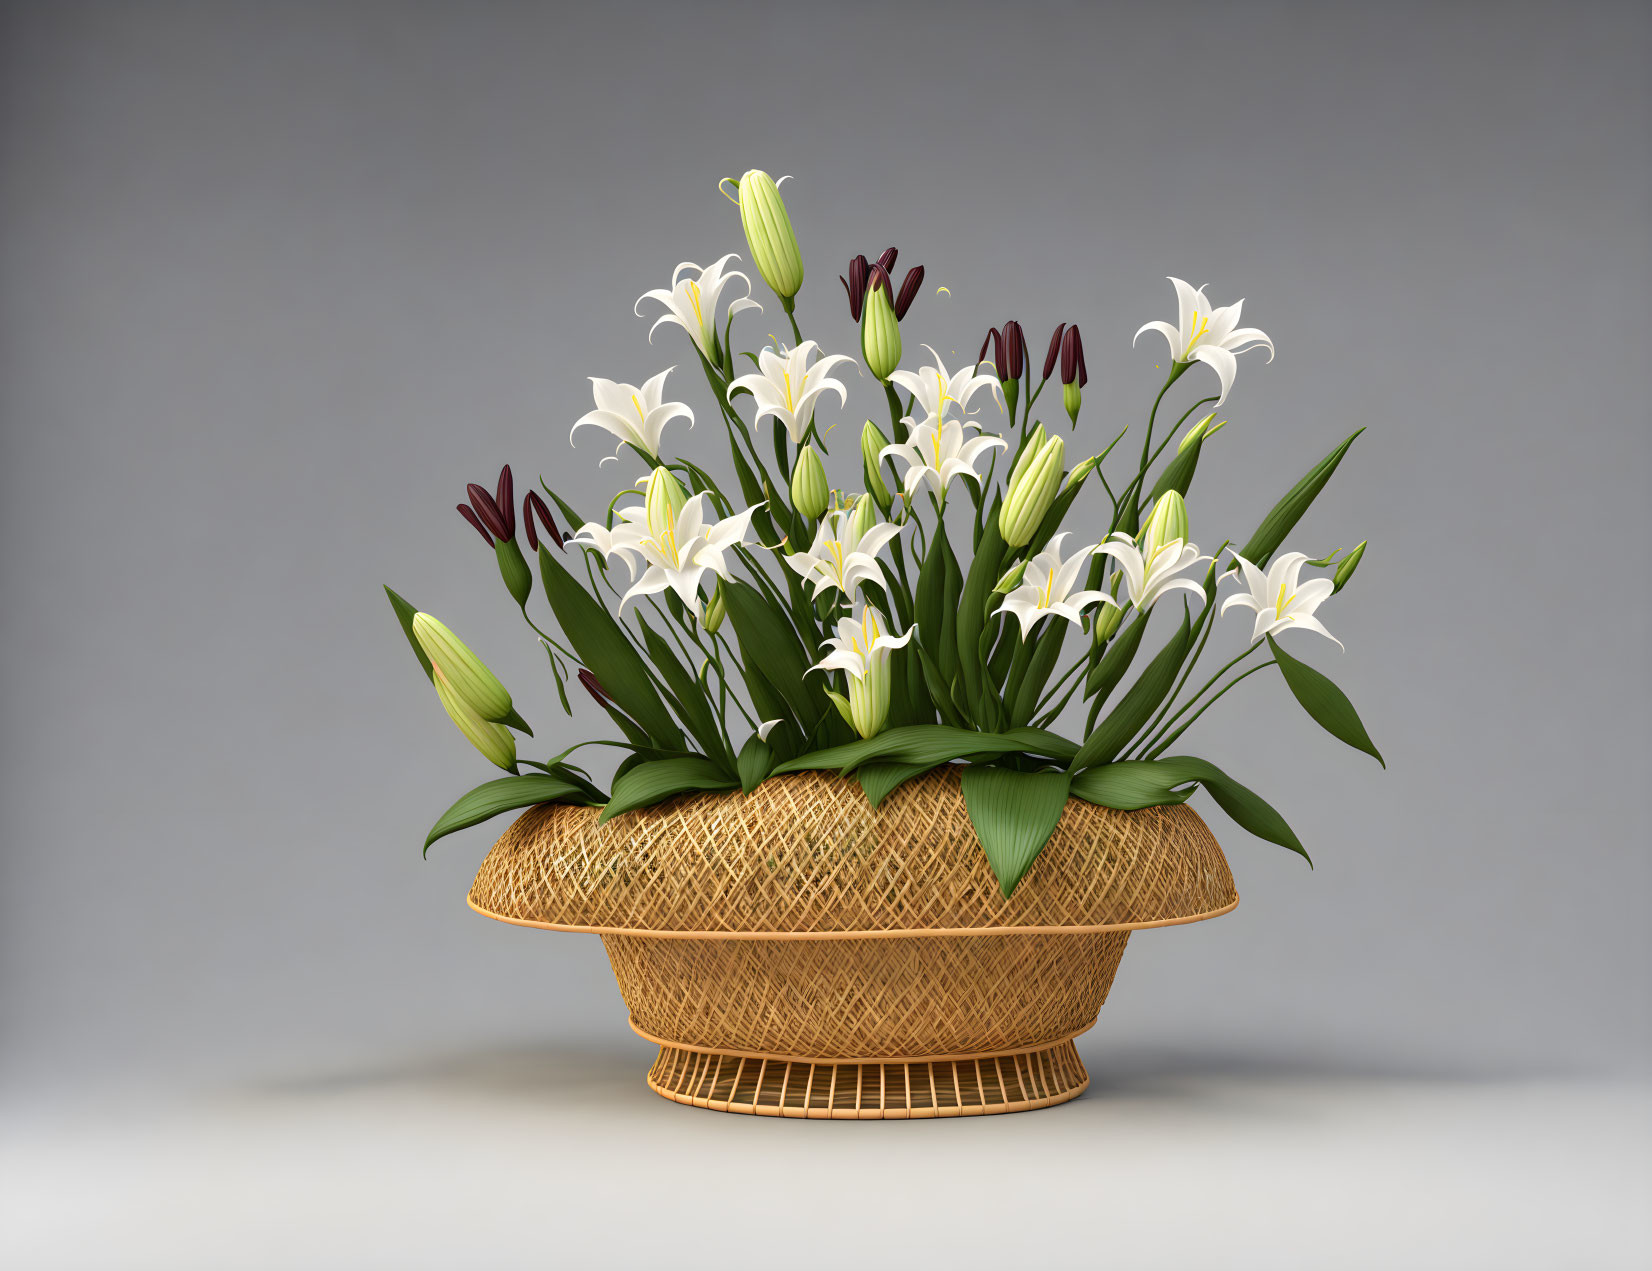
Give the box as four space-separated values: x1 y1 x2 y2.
645 1040 1089 1119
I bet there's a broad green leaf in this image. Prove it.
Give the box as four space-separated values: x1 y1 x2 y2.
637 618 732 770
956 505 1006 711
1267 636 1385 766
384 585 433 681
736 735 774 793
423 774 588 856
774 725 1076 776
538 546 684 749
1010 622 1067 728
916 645 968 728
1069 761 1198 810
722 580 823 730
960 766 1072 897
1155 755 1311 864
1071 609 1192 771
1236 430 1364 569
915 524 951 685
598 756 739 823
1085 608 1150 703
1149 430 1204 504
858 761 934 808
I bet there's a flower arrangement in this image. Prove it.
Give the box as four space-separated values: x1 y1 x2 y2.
387 169 1382 897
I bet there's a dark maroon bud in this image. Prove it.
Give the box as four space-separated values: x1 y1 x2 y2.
1074 326 1088 387
1002 320 1026 380
526 489 564 551
843 254 869 321
991 328 1006 380
1042 324 1067 382
521 497 539 551
876 247 898 275
577 668 613 708
457 503 494 545
466 483 511 540
1060 325 1081 386
866 262 893 298
978 327 998 366
894 265 923 320
495 465 516 537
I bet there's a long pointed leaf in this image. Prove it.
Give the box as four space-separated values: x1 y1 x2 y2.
1237 430 1363 569
423 774 588 856
637 617 732 770
858 761 934 808
1072 608 1191 770
598 756 738 823
722 580 823 730
960 766 1072 897
773 724 1076 776
1267 636 1384 766
385 585 433 681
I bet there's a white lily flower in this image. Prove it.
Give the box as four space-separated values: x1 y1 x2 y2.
756 719 782 743
809 607 917 739
1133 277 1275 406
727 340 856 444
783 505 902 599
889 345 1003 426
1220 551 1342 648
635 253 762 360
1000 534 1109 640
573 492 760 608
1097 531 1210 611
570 369 693 464
880 415 1006 502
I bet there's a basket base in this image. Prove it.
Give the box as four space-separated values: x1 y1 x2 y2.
645 1040 1089 1119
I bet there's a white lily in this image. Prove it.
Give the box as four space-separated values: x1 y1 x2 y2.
881 415 1006 502
1097 531 1210 611
756 719 782 743
1220 551 1342 648
1000 534 1109 640
809 607 917 739
570 369 693 464
727 340 855 444
784 505 902 599
889 345 1003 426
635 253 762 360
1133 277 1274 406
573 492 760 608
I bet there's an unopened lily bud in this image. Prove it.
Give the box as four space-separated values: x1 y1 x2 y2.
1000 431 1065 547
432 672 516 771
1059 325 1087 386
700 581 727 633
495 537 533 607
1143 490 1190 559
644 466 688 537
840 254 869 322
861 419 893 513
736 169 804 300
1065 453 1101 489
1063 379 1082 425
790 445 829 520
1179 413 1217 453
1004 423 1047 492
524 490 564 552
466 484 511 540
850 492 878 541
1002 320 1026 381
876 247 898 274
1042 323 1067 382
412 612 513 723
1093 595 1124 643
1332 540 1366 593
894 265 923 320
977 328 997 367
860 266 902 381
993 561 1028 594
457 503 494 545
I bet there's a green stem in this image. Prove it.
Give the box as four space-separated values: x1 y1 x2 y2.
1146 660 1276 759
1133 639 1264 758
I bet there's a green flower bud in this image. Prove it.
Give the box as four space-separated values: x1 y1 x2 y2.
495 537 532 607
1065 453 1102 490
861 419 893 513
1142 490 1190 559
735 169 804 300
1063 379 1082 425
1093 597 1124 644
433 671 517 771
700 581 727 633
790 444 829 520
1179 413 1217 453
1004 424 1046 493
411 612 513 722
860 271 902 381
999 432 1065 548
644 466 688 538
850 492 878 542
993 560 1028 594
1332 540 1366 593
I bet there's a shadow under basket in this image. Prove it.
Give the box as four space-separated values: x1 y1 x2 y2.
468 769 1237 1118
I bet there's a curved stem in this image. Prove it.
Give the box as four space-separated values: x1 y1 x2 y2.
1133 638 1264 758
1145 660 1276 759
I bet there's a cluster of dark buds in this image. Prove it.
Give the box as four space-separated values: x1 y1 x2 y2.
977 320 1090 425
840 247 923 323
456 465 563 608
1055 324 1088 424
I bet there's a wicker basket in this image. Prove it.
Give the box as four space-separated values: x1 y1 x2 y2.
469 768 1237 1118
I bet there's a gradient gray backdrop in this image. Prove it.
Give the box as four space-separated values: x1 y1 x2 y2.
1 0 1647 1112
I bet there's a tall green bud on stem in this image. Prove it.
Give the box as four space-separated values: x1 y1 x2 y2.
861 420 894 514
412 613 518 771
1093 581 1125 643
861 265 902 381
1333 540 1367 593
1142 489 1190 557
790 444 828 520
849 493 878 541
999 426 1065 548
700 580 727 633
735 169 804 303
1059 324 1087 426
644 466 688 535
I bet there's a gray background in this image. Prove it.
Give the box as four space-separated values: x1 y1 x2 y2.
1 2 1648 1266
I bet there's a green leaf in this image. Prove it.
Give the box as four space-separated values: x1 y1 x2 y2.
384 586 433 681
1071 608 1191 770
1236 429 1364 569
1157 756 1310 864
858 761 934 808
637 618 732 770
1085 608 1150 703
1149 431 1204 504
956 506 1006 711
960 766 1072 897
1267 636 1384 766
1069 761 1198 810
538 546 684 749
722 580 823 730
598 756 739 823
774 725 1076 776
737 735 774 793
1010 622 1067 728
915 523 952 685
423 774 587 856
915 645 968 728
